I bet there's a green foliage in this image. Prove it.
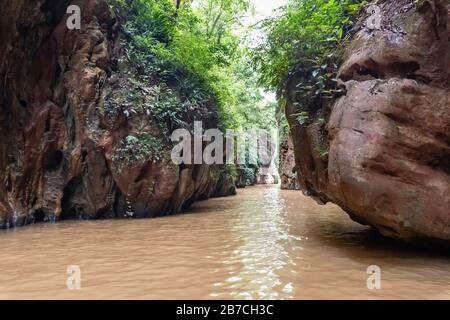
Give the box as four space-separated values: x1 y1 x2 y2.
107 0 280 181
224 164 238 185
103 76 194 135
241 166 257 185
229 53 278 130
109 0 253 130
294 111 310 126
110 0 177 44
108 0 281 133
253 0 365 94
113 134 164 170
196 0 250 66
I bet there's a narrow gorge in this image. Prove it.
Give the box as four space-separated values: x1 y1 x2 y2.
0 0 449 241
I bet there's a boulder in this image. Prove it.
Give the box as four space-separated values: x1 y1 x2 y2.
285 0 450 243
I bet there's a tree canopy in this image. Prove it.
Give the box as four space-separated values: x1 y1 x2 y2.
108 0 366 135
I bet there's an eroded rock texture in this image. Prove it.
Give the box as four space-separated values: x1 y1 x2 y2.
279 134 300 190
0 0 235 228
286 0 450 243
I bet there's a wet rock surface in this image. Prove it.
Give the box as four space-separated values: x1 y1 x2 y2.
0 0 235 228
285 0 450 243
279 134 300 190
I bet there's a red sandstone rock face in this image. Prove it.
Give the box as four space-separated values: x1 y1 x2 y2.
279 134 300 190
286 0 450 243
0 0 235 228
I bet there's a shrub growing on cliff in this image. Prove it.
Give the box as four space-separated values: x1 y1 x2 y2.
108 0 207 129
113 134 164 170
109 0 251 130
106 0 281 183
253 0 365 99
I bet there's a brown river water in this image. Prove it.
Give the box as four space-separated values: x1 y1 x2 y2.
0 185 449 300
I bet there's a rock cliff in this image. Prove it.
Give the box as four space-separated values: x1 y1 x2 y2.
285 0 450 243
279 134 300 190
0 0 235 228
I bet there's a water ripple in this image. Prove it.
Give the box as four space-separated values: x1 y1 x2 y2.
0 186 449 299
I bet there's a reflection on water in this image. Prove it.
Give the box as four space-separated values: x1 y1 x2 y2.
212 188 300 299
0 186 449 300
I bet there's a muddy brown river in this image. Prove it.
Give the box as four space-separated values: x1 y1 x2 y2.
0 186 449 299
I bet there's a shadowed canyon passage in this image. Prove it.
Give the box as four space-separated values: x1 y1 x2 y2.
0 0 449 301
0 186 449 300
